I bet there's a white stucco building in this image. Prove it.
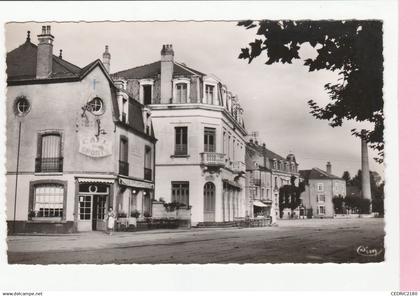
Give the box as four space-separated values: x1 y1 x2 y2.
112 45 247 225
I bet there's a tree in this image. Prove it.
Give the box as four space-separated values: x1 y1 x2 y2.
332 195 345 214
238 20 384 162
278 176 305 218
342 171 351 185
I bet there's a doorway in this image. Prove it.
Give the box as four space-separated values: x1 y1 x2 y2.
92 195 107 231
203 182 215 222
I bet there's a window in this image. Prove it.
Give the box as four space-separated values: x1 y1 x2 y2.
15 96 30 115
144 145 152 181
204 127 216 152
275 177 278 188
317 183 324 192
31 184 64 219
119 137 129 175
175 127 188 155
176 83 188 103
79 195 92 220
89 97 104 115
317 194 326 202
143 85 152 105
318 205 326 215
36 133 63 173
172 182 189 205
205 85 215 104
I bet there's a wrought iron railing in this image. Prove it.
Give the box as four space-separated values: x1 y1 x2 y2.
35 157 63 173
119 160 129 176
144 168 152 181
175 144 188 155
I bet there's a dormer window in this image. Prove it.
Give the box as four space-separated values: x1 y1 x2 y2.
139 79 154 105
173 79 190 104
205 84 215 105
176 83 188 103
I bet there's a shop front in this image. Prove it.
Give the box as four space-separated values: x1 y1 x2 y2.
76 178 115 232
117 177 154 222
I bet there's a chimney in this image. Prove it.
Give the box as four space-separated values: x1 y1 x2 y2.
102 45 111 73
361 130 372 206
36 25 54 79
160 44 174 104
262 143 267 168
326 161 332 174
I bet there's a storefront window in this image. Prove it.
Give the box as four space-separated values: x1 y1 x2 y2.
79 195 92 220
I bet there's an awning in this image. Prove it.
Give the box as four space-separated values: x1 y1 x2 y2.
222 179 242 189
119 177 154 189
253 200 270 207
77 177 115 184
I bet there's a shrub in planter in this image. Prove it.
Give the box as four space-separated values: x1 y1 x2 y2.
131 210 140 218
117 212 127 218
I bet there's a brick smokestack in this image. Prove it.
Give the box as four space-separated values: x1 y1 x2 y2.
36 25 54 79
326 161 332 174
102 45 111 73
361 130 372 207
160 44 174 104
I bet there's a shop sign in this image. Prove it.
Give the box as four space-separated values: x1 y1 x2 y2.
119 177 154 189
79 135 112 157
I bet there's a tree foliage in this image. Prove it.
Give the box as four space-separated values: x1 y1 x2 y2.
278 176 305 217
238 20 384 162
342 171 351 185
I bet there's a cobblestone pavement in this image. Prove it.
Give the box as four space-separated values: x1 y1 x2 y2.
7 218 385 264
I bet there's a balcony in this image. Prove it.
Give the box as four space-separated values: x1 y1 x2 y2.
144 167 152 181
200 152 225 167
253 178 261 186
35 157 63 173
119 160 129 176
231 161 246 173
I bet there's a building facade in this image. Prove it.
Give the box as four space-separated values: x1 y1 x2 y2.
6 27 156 233
299 163 347 218
112 45 247 225
245 139 300 222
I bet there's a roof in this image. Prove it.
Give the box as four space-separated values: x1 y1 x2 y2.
299 167 343 181
6 39 83 81
111 61 205 79
247 141 288 162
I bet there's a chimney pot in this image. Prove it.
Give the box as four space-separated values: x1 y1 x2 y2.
102 45 111 72
36 25 54 79
326 161 332 174
59 49 62 59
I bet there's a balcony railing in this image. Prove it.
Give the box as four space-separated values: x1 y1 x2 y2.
200 152 225 167
35 157 63 173
175 144 188 156
144 167 152 181
253 179 261 186
119 160 129 176
231 161 246 173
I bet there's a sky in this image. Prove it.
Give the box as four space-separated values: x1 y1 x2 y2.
4 21 384 179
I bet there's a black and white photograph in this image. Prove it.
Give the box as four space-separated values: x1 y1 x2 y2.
3 19 387 266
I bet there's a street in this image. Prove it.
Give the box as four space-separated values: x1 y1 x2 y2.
7 218 384 264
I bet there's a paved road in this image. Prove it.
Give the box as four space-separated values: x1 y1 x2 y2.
7 218 384 264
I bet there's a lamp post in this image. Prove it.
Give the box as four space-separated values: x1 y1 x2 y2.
12 121 22 234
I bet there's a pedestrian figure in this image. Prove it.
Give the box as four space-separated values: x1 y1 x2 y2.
105 207 116 235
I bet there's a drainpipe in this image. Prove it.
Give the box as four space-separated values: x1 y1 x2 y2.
13 121 22 234
152 138 157 215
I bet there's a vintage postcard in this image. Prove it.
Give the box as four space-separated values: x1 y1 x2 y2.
0 0 408 293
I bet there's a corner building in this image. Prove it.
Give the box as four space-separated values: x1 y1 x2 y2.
6 27 156 233
113 45 247 225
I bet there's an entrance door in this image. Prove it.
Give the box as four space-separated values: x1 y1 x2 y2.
92 195 107 231
203 182 216 222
